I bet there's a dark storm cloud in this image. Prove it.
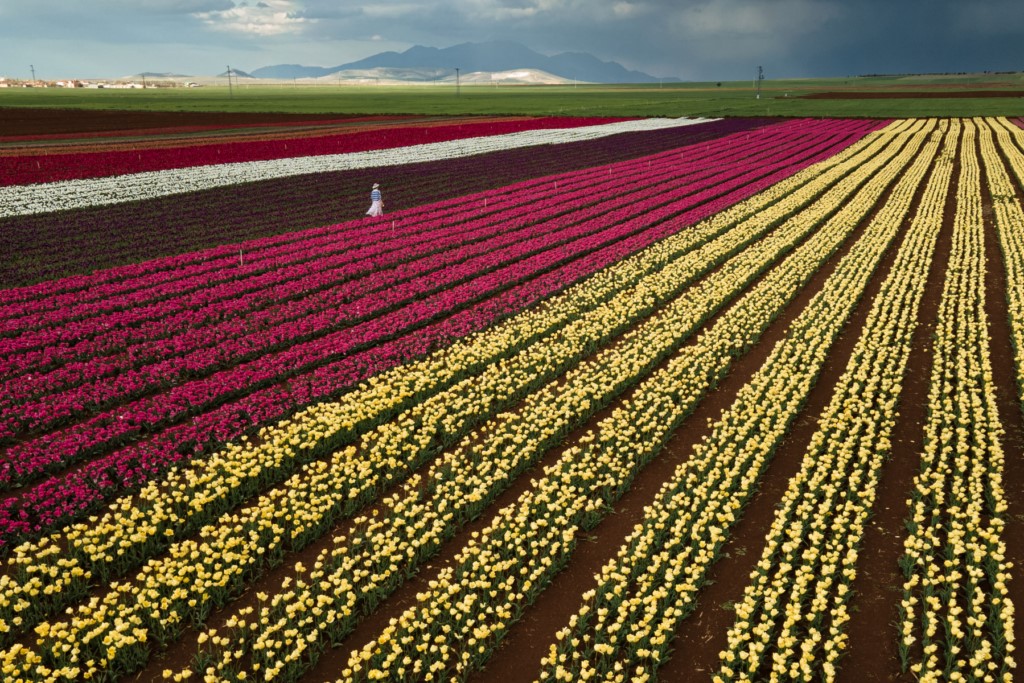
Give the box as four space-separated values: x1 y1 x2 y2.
1 0 1022 79
775 0 1024 77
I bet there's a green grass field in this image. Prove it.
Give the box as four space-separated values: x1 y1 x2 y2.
2 73 1023 118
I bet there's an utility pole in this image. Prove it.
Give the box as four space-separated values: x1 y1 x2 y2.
756 65 764 99
226 65 233 98
455 67 460 97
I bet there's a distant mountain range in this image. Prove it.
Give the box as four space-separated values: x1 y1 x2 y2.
249 41 676 84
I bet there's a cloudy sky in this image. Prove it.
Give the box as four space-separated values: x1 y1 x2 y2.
1 0 1022 81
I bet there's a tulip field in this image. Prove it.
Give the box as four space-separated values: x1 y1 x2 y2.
0 111 1022 682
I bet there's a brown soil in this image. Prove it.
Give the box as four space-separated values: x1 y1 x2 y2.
193 127 928 683
295 222 828 683
802 91 1024 100
137 170 806 680
186 271 756 683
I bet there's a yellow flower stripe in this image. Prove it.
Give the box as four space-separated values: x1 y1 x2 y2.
0 126 913 683
178 119 927 683
533 118 945 683
324 121 932 683
172 122 925 683
898 119 1016 682
0 123 897 651
706 119 956 682
983 116 1024 406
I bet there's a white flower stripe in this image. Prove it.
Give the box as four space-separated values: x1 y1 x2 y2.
0 118 716 218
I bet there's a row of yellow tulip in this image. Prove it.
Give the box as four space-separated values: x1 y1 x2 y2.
171 121 924 683
983 125 1024 683
981 116 1024 681
0 127 906 683
983 116 1024 408
712 118 957 682
533 118 945 683
898 119 1016 682
0 122 886 648
322 121 935 682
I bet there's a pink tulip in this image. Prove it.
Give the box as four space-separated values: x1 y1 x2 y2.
0 117 888 545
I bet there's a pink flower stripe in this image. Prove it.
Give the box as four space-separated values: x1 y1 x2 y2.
0 118 887 545
0 115 422 144
0 121 800 368
3 117 550 160
0 169 557 316
0 121 675 315
0 122 841 460
0 120 755 308
0 127 739 328
0 117 629 187
0 172 602 335
0 122 834 436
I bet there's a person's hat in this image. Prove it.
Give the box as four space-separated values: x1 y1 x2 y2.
372 183 379 188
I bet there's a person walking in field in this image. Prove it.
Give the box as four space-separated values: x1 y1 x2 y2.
366 183 384 217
